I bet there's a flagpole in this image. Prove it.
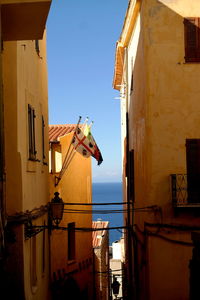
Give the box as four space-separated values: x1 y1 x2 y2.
60 116 90 176
55 116 82 186
89 121 94 128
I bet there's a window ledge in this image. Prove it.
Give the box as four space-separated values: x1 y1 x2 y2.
28 158 40 162
184 61 200 64
27 160 37 172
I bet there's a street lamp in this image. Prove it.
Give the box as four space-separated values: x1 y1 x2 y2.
50 192 64 227
24 192 64 239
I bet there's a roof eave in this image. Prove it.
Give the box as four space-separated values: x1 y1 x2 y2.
113 0 142 90
113 42 125 90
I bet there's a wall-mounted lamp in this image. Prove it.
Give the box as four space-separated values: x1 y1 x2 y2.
50 192 64 227
24 192 64 239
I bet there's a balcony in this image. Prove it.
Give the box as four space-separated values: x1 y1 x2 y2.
1 0 52 41
171 174 200 207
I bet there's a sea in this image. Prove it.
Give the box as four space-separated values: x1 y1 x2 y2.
92 182 123 245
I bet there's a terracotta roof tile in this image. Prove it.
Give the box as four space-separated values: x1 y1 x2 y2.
49 124 77 142
92 220 109 248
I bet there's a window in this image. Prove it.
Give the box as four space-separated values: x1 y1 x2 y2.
184 18 200 62
49 146 62 174
186 139 200 203
28 104 36 160
68 222 75 261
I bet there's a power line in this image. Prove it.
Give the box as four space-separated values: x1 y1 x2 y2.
63 202 129 206
96 269 123 274
63 207 157 214
64 209 125 214
32 225 128 232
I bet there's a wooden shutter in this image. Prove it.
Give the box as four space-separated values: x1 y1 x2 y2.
68 222 75 260
184 18 200 62
186 139 200 203
128 150 135 202
42 116 45 160
28 104 36 160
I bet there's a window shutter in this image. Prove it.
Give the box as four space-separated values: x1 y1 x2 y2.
42 116 45 160
33 108 36 156
68 222 75 260
128 149 135 202
28 104 32 156
186 139 200 203
184 18 200 62
28 104 36 160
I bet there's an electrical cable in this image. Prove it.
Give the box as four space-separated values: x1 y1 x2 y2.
63 202 129 205
96 269 123 274
63 207 157 214
117 229 124 233
145 222 200 231
146 230 193 247
134 223 195 247
31 225 128 232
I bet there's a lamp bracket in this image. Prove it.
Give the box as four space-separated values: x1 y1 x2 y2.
24 220 45 240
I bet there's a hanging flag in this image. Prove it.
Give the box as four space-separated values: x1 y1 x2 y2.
84 124 103 166
71 124 103 165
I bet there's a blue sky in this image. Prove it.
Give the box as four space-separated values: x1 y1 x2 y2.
46 0 128 183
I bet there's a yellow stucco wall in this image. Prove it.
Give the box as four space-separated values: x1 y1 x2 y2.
118 0 200 299
148 232 192 300
3 37 49 213
127 7 149 216
3 36 50 299
125 0 200 222
142 0 200 217
158 0 200 17
50 132 93 296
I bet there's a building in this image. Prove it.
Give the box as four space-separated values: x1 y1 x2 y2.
110 238 124 300
92 220 110 300
113 0 200 299
49 124 93 299
0 1 52 299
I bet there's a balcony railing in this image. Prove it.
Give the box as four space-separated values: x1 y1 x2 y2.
171 174 200 207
